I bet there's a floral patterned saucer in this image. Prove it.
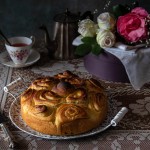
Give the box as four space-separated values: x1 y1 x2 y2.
0 49 40 68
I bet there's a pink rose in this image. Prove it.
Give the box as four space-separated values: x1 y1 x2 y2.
117 7 148 43
131 7 149 17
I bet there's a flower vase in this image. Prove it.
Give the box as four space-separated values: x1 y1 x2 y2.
83 51 130 83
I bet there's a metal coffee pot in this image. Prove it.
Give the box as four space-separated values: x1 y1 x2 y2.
40 9 93 60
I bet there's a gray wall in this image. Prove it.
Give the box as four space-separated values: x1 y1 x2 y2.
0 0 149 40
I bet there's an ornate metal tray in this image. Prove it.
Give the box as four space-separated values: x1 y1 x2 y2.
5 77 128 140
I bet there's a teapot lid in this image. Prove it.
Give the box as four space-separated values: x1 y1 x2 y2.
53 9 79 23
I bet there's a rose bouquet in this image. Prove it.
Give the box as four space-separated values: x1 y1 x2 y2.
75 2 150 56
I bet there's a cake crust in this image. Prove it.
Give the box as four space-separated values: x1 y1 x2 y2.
20 71 108 136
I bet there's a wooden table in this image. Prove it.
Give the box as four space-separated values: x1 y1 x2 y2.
1 40 150 150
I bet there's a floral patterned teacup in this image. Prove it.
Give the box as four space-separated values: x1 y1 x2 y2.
5 36 35 65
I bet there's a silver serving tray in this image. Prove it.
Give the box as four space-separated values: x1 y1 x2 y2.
6 78 128 140
9 96 127 140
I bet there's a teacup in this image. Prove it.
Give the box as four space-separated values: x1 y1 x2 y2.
5 36 35 65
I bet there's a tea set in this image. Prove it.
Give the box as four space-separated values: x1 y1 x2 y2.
0 9 93 68
0 35 40 68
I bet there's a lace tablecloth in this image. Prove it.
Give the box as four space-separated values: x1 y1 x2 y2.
1 41 150 150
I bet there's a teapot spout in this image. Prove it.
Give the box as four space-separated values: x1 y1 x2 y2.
39 24 52 46
39 25 55 57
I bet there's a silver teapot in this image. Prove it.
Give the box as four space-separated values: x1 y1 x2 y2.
40 9 93 60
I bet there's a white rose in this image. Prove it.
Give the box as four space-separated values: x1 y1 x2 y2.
78 19 98 37
96 30 115 48
97 12 116 31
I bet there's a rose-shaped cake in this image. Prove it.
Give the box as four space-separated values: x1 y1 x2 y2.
20 71 108 135
96 30 116 48
117 7 149 43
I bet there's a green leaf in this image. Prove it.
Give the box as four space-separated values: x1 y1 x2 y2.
75 44 91 56
91 43 103 55
81 37 97 45
112 4 129 19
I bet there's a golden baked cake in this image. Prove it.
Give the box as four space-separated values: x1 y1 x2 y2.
20 70 108 136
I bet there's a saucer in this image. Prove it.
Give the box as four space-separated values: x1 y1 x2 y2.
0 49 40 68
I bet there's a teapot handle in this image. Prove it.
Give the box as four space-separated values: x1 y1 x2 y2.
80 11 94 20
30 36 35 47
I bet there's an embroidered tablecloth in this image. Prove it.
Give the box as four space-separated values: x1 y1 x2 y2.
1 40 150 150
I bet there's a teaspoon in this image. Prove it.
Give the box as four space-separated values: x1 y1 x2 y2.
0 29 12 46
